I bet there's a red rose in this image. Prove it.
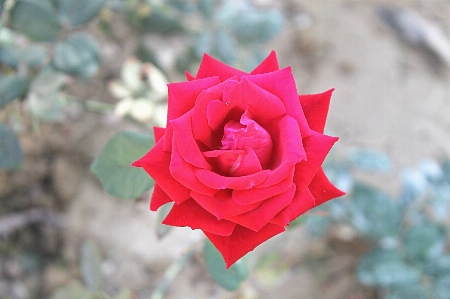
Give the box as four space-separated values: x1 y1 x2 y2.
133 51 345 268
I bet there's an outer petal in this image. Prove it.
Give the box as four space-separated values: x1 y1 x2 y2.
250 51 279 75
163 198 236 236
247 67 311 138
226 184 296 231
164 76 221 152
185 70 195 81
153 127 165 142
132 139 190 204
196 53 247 81
294 131 339 191
270 188 316 226
309 167 345 206
205 223 285 268
150 184 172 211
299 88 334 134
191 189 262 220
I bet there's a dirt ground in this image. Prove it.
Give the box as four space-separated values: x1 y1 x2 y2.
1 1 450 299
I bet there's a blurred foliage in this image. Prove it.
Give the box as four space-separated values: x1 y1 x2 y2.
307 150 450 299
204 239 249 291
110 0 284 72
91 130 155 199
0 0 105 170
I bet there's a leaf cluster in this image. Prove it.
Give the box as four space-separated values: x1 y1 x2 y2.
307 152 450 299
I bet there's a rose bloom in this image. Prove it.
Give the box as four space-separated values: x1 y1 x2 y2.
133 51 345 268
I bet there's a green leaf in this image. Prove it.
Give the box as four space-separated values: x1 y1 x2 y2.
139 7 183 34
435 275 450 299
405 221 446 262
350 183 402 239
425 255 450 278
357 249 421 288
0 122 23 170
55 0 105 27
204 239 248 291
80 240 103 292
156 202 174 240
10 0 60 42
198 0 216 19
213 29 237 65
91 131 154 199
217 1 284 44
0 75 29 109
27 68 67 122
53 32 100 77
0 0 5 15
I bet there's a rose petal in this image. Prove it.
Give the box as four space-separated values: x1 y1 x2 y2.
185 70 195 81
309 167 345 206
170 137 217 196
261 115 305 186
270 187 316 226
195 168 271 190
205 223 285 268
299 88 334 134
163 198 236 236
171 111 211 169
250 51 279 75
150 184 172 211
203 147 262 177
153 127 165 143
132 139 191 204
226 184 296 231
196 53 247 81
247 67 311 138
294 131 339 191
221 77 286 127
221 112 272 169
164 76 221 152
191 189 262 220
232 167 294 204
192 79 240 148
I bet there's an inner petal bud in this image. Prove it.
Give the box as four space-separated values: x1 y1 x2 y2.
221 111 272 169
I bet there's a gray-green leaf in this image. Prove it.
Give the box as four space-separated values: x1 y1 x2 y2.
10 0 60 42
0 75 29 109
91 131 154 199
53 32 100 77
357 249 421 287
55 0 105 27
0 122 23 170
204 239 248 291
80 240 103 291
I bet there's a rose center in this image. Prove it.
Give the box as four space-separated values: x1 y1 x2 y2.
220 112 272 169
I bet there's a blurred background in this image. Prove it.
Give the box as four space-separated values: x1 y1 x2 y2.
0 0 449 298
